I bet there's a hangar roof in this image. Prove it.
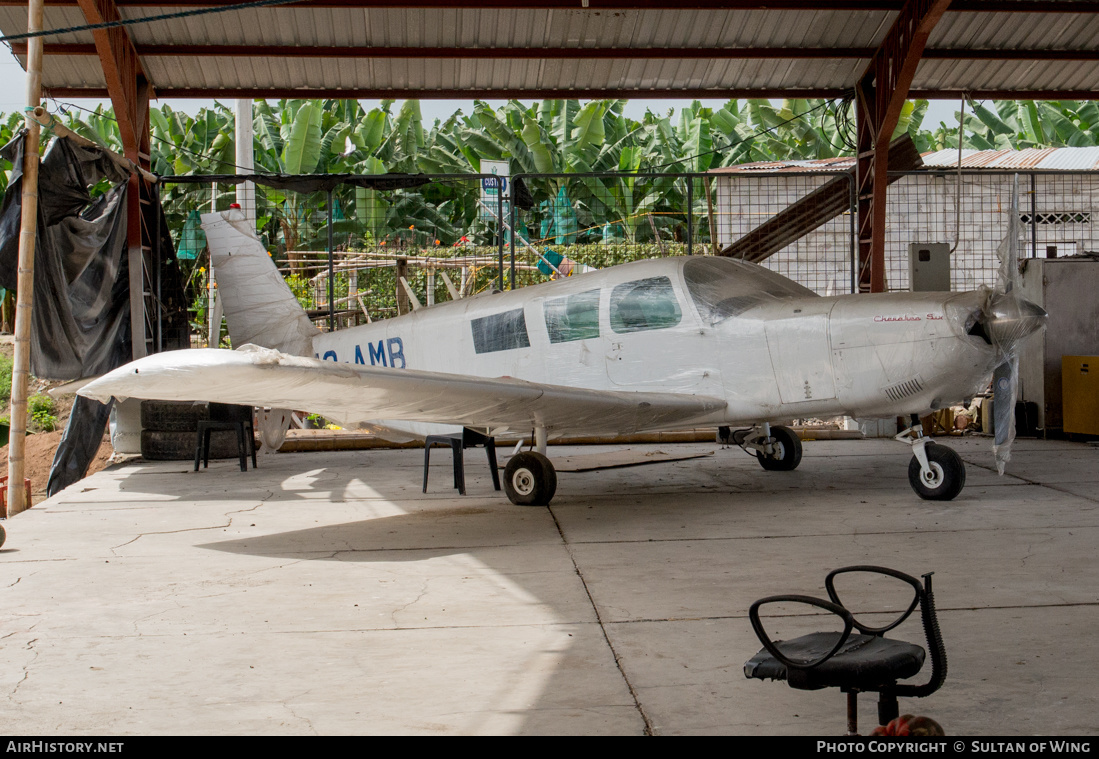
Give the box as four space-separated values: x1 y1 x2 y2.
2 1 1099 100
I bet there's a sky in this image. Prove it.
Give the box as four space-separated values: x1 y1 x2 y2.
0 47 964 136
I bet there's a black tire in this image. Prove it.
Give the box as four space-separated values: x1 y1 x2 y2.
908 442 966 501
503 451 557 506
141 401 210 432
0 522 5 550
141 429 242 462
756 425 803 471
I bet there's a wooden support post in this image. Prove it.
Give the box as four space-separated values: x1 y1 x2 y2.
395 257 409 315
8 0 44 518
76 0 152 356
855 0 951 293
349 268 359 325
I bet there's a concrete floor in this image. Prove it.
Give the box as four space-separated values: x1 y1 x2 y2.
1 435 1096 735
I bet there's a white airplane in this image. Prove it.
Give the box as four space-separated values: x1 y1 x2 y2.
79 207 1046 507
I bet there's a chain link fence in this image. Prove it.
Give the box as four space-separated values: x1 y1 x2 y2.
884 170 1099 292
160 174 507 339
711 170 857 295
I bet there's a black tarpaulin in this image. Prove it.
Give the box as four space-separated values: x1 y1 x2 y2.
0 131 132 380
0 132 190 497
46 394 112 497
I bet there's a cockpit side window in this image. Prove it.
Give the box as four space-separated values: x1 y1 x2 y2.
471 308 531 354
544 289 600 343
683 257 816 326
610 276 682 334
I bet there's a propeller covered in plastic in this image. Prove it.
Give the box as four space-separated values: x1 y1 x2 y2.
977 176 1048 474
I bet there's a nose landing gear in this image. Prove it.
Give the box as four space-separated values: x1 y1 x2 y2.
897 418 966 501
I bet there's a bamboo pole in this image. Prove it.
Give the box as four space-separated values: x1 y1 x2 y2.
7 0 44 518
31 107 157 185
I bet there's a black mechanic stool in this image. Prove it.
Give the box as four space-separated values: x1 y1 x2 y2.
423 427 501 495
194 403 257 472
744 566 946 735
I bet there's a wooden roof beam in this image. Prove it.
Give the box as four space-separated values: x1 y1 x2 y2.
856 0 951 294
6 0 1099 9
74 0 149 160
41 86 1099 101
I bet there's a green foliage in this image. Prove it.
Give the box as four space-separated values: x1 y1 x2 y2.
921 99 1099 152
28 394 57 433
0 352 12 403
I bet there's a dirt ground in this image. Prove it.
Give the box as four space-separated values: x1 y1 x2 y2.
0 430 113 505
0 338 111 505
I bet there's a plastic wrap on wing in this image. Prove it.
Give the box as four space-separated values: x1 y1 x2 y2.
77 345 728 436
200 212 320 356
258 408 292 451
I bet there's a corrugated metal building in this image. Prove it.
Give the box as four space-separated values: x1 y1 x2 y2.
712 147 1099 293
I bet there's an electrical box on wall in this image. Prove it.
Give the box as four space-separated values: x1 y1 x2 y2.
909 243 952 292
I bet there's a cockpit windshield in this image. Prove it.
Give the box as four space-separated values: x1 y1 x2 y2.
683 257 816 326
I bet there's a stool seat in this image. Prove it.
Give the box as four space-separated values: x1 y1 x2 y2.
745 632 925 691
423 428 500 495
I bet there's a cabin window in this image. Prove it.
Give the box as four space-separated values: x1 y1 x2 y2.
610 276 682 333
544 289 600 343
471 308 531 354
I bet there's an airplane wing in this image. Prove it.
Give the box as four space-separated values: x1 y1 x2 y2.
78 345 727 436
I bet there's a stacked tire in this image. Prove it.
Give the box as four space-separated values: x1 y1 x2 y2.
140 401 242 461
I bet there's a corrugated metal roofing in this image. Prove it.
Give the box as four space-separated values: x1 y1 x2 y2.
921 146 1099 170
0 4 1097 97
710 156 855 174
711 147 1099 174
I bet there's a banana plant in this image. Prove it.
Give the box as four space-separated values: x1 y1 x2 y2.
0 111 30 194
925 99 1099 151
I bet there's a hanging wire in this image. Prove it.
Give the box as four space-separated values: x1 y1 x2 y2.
832 93 859 153
643 95 853 173
50 99 263 177
1 0 308 44
949 93 967 256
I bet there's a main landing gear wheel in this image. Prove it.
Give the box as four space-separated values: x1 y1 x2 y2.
504 451 557 506
756 425 803 471
908 442 966 501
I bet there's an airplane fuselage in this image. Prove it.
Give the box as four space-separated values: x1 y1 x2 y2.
311 257 1000 431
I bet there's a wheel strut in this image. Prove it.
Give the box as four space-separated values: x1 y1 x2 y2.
896 415 933 481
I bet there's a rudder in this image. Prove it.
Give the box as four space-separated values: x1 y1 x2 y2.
200 211 320 356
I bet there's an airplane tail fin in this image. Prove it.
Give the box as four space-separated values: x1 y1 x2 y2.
200 211 320 356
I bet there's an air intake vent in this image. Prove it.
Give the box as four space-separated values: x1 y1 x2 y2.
884 377 924 403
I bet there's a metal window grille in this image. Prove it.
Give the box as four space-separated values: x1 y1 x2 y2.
885 171 1099 292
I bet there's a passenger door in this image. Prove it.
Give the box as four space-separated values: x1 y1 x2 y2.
604 275 717 391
